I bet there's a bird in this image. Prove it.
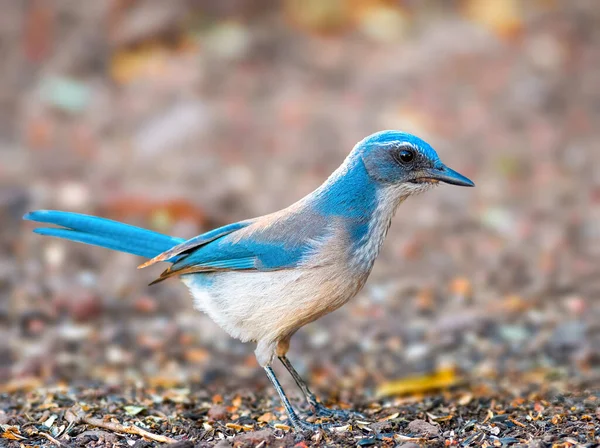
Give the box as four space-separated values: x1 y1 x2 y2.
24 130 474 431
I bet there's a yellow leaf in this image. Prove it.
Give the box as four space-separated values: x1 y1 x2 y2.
458 393 473 406
232 395 242 408
257 412 276 423
376 368 460 398
381 412 400 421
184 348 209 363
1 426 24 441
284 0 352 34
463 0 523 39
225 423 244 431
110 46 166 84
450 277 472 297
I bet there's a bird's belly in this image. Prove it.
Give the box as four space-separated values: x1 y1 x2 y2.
181 265 368 344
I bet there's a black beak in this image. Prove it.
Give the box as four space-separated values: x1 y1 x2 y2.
425 164 475 187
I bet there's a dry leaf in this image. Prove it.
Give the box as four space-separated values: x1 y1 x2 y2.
376 367 460 397
65 405 86 424
1 425 25 441
124 405 145 416
232 395 243 408
462 0 523 39
257 412 276 423
381 412 400 421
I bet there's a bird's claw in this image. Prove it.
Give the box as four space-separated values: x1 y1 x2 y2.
310 403 366 421
288 417 336 432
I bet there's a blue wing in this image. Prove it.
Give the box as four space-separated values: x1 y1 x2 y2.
138 220 254 268
147 204 330 284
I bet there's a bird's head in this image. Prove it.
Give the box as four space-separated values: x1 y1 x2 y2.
357 130 474 193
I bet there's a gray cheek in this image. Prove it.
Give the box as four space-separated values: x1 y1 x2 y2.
363 154 407 183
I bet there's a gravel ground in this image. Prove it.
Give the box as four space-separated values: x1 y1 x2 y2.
1 377 599 447
2 1 600 446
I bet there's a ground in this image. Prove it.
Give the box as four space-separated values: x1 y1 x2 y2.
1 377 599 447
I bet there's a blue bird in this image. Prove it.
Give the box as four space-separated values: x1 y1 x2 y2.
24 130 473 430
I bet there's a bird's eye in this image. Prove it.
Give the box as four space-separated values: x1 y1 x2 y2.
397 149 415 164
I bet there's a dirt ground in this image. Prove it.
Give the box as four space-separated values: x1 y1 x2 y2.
1 378 599 447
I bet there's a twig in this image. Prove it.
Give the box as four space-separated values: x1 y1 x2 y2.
21 426 67 447
81 416 178 444
38 431 67 447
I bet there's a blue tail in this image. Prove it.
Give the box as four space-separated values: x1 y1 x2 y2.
24 210 184 259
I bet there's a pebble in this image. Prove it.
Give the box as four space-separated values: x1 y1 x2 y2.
213 441 233 448
407 419 440 437
159 442 195 448
232 429 275 447
549 321 586 350
208 404 228 421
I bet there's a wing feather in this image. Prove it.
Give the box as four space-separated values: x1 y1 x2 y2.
146 203 331 284
138 220 252 268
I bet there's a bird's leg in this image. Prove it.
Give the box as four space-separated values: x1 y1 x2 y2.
264 366 331 431
278 355 321 410
278 355 365 421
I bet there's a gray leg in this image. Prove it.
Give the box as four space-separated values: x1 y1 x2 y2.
278 355 320 408
264 366 330 431
278 355 365 420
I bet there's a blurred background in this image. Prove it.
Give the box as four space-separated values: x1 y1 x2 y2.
2 0 600 402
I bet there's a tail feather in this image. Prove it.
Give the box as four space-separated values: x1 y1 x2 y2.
24 210 184 259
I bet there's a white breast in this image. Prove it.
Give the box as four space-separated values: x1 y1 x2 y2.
182 269 303 342
181 224 370 365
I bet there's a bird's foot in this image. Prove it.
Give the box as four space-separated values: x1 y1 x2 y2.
289 415 354 432
310 403 366 421
289 418 333 432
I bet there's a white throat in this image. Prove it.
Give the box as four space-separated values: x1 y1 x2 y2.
352 182 435 269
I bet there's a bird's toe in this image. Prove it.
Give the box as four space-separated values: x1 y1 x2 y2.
310 404 366 421
290 418 347 432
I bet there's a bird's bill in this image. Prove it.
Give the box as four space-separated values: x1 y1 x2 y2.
415 165 475 187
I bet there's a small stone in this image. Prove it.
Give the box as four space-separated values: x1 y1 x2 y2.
19 311 47 338
449 277 472 301
257 412 276 422
369 420 393 432
499 325 530 343
67 292 103 322
564 295 586 316
232 429 275 448
213 441 233 448
208 404 228 421
159 442 195 448
527 441 545 448
56 181 90 209
395 443 420 448
133 296 158 313
76 430 119 444
407 419 440 437
549 321 585 350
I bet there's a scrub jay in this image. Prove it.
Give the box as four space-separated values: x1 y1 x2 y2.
24 130 474 430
